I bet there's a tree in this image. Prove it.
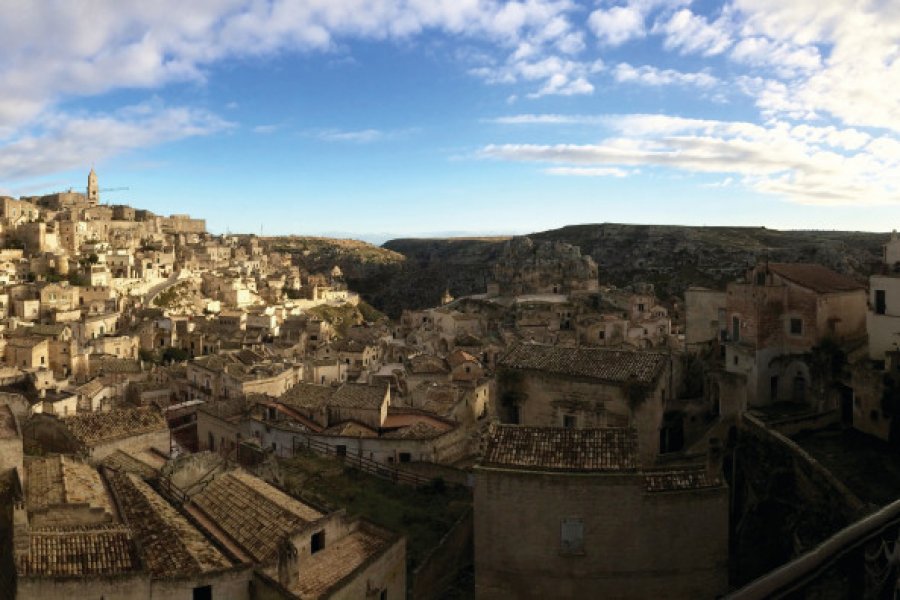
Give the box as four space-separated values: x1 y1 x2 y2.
161 347 190 363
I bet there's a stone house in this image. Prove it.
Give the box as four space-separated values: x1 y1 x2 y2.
684 286 727 350
6 336 49 370
447 349 484 383
38 281 79 320
474 425 728 600
497 342 675 464
720 262 866 410
59 406 170 460
13 456 254 600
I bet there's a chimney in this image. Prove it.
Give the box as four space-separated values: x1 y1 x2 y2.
277 537 299 589
13 501 29 560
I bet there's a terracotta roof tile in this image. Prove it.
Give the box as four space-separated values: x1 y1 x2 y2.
106 470 231 576
330 383 387 409
16 526 140 576
191 471 322 563
64 406 167 446
482 425 638 472
499 342 667 385
767 263 865 294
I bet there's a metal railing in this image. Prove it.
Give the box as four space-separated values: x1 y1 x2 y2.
728 497 900 598
294 436 433 487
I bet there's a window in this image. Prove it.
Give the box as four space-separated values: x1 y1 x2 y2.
733 355 738 366
637 303 645 312
336 445 347 457
399 452 411 463
560 517 584 555
732 316 740 342
563 414 576 429
311 531 325 554
790 318 803 335
598 330 605 340
756 272 766 286
877 290 887 315
193 585 212 600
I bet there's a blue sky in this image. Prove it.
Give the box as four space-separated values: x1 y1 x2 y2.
2 1 900 241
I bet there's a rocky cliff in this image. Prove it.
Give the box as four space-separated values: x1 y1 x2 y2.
265 225 886 318
375 224 885 316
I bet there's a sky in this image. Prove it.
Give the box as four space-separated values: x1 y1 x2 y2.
3 1 900 242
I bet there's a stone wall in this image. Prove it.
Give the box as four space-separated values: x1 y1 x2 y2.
410 508 473 600
16 573 150 600
731 414 866 585
474 467 728 600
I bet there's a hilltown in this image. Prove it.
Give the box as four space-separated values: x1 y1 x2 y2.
1 171 899 599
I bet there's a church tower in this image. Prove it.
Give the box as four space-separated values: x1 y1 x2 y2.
87 168 99 205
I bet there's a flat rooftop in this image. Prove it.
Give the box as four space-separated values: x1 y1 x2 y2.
290 523 392 599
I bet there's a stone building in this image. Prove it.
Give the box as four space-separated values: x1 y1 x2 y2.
58 406 170 460
684 286 726 349
868 232 900 361
474 425 728 599
496 342 675 463
721 262 866 410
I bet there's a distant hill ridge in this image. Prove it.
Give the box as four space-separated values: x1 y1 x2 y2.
266 224 888 317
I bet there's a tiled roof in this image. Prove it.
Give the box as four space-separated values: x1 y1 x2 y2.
320 420 378 437
767 263 865 294
26 456 114 520
291 525 390 599
330 383 387 409
7 336 46 349
76 377 106 398
408 354 448 374
101 450 158 479
191 470 322 563
643 467 722 492
447 349 479 368
481 425 638 472
499 342 667 385
106 470 231 576
280 382 335 410
16 526 141 576
64 406 167 446
382 421 443 439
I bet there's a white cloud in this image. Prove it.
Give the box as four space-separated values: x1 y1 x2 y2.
730 36 821 77
544 166 630 177
470 54 601 98
0 103 231 179
490 114 606 125
0 0 587 175
588 6 646 46
316 128 384 143
652 8 732 56
726 1 900 133
480 114 900 206
613 63 718 88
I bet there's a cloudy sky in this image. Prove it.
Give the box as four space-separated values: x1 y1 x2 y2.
2 1 900 240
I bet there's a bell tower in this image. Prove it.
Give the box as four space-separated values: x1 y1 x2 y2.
87 168 99 205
